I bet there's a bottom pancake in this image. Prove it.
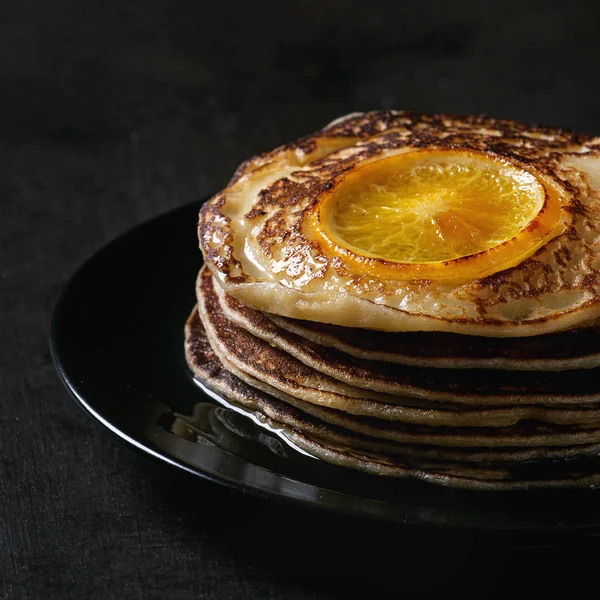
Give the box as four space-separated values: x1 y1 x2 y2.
184 305 600 491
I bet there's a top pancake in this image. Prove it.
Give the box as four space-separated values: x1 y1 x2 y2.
199 110 600 336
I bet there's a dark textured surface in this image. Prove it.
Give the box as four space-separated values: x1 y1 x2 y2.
3 1 600 598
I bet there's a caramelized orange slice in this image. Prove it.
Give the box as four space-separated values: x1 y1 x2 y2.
309 150 564 281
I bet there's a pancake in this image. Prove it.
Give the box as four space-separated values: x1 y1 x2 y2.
197 267 600 431
266 314 600 372
199 267 600 409
199 111 600 337
189 110 600 489
184 305 600 490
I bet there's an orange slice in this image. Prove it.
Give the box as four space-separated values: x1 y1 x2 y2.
308 149 564 281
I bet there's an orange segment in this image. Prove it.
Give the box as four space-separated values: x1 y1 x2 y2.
308 150 564 281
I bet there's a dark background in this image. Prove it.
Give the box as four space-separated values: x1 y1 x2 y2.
3 1 600 598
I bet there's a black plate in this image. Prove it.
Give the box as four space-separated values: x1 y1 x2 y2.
51 200 600 543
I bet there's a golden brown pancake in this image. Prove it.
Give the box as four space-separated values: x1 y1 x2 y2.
266 314 600 372
189 111 600 490
184 304 600 490
198 267 600 409
196 267 600 432
199 111 600 337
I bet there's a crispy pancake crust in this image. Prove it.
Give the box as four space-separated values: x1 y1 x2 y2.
199 111 600 336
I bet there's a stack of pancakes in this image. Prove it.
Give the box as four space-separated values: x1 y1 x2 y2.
185 111 600 490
